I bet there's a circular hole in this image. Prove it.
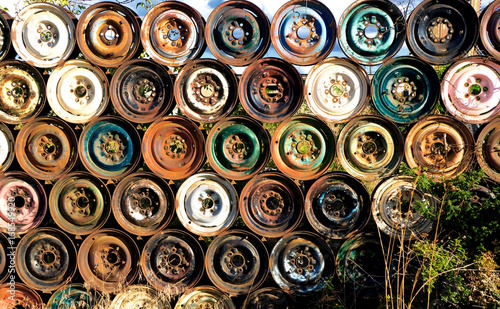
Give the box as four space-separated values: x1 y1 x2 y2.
14 196 25 208
105 141 119 154
469 84 482 96
296 140 312 154
230 254 245 267
200 84 215 98
43 142 56 154
139 197 152 209
75 85 87 98
431 142 445 154
76 196 89 209
43 252 56 264
330 84 344 97
168 253 182 266
297 26 311 39
232 28 244 40
202 198 214 209
11 86 24 98
139 84 153 98
104 29 116 41
40 30 53 42
296 255 309 268
107 252 118 264
362 141 377 155
364 25 379 39
168 28 181 41
265 84 280 98
265 196 281 210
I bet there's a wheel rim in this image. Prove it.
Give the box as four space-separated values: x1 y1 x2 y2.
109 285 171 309
174 286 236 309
46 284 101 309
0 10 12 62
0 234 8 284
141 2 205 67
243 288 296 309
240 58 303 123
77 2 141 67
0 123 14 173
205 0 270 66
0 283 43 309
480 0 500 59
476 117 500 182
240 172 304 238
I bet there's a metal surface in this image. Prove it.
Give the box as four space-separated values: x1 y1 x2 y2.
109 285 171 309
0 172 46 235
77 228 140 294
76 2 141 67
49 171 110 235
338 0 405 65
372 56 439 124
270 231 335 295
15 227 77 292
205 230 268 295
11 3 76 68
142 116 205 180
405 115 474 180
47 60 109 124
480 0 500 59
205 0 270 66
175 58 238 123
242 287 296 309
112 172 174 236
141 1 205 67
206 116 270 180
271 115 336 180
176 172 238 237
0 283 43 309
0 60 46 124
141 229 204 292
0 122 14 173
305 172 370 239
0 234 8 284
79 116 141 180
111 59 173 123
477 117 500 182
271 0 336 66
442 56 500 124
174 286 236 309
0 10 12 62
239 58 303 123
372 176 436 239
46 284 101 309
239 172 304 238
337 115 404 180
15 117 78 180
406 0 479 65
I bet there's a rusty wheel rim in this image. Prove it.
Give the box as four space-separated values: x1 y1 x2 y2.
480 0 500 59
442 56 500 124
271 0 336 66
50 172 110 236
46 284 101 309
79 116 141 180
175 59 238 123
78 228 140 294
16 117 78 181
0 123 14 173
240 172 304 238
271 115 336 180
112 172 174 236
77 2 141 68
372 176 436 240
477 118 500 182
205 230 268 295
305 173 370 239
141 2 205 67
176 172 238 237
207 116 270 180
0 60 46 124
142 229 204 292
270 231 335 295
0 172 46 235
337 115 403 181
242 287 296 309
205 0 270 67
111 59 173 123
11 3 75 68
0 283 43 309
240 58 303 123
47 60 109 124
143 116 205 180
174 286 236 309
16 227 77 292
0 10 12 62
405 115 474 180
0 234 8 284
109 285 171 309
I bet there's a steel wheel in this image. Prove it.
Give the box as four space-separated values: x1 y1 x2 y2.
337 115 403 180
0 172 46 235
406 0 478 65
205 230 268 296
205 0 270 66
0 61 45 124
271 115 336 180
175 59 238 123
77 2 141 67
242 287 296 309
109 285 171 309
142 116 205 180
305 173 370 239
207 116 270 180
0 10 12 62
142 229 204 292
442 56 500 124
305 57 369 123
11 3 75 68
239 58 303 122
271 0 336 66
16 227 77 292
46 284 101 309
338 0 405 65
176 172 238 237
111 59 173 123
0 283 43 309
0 123 14 173
405 115 474 180
0 234 8 284
270 231 335 295
476 118 500 182
50 172 110 236
141 2 205 67
240 172 304 238
47 60 109 124
174 286 236 309
112 172 174 236
79 116 141 180
78 228 140 294
16 117 78 181
480 0 500 59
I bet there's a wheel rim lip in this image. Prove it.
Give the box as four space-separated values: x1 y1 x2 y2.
0 283 43 308
47 283 99 309
476 117 500 182
480 0 500 58
0 10 12 62
0 234 9 284
175 286 236 309
244 287 296 308
0 122 15 173
109 285 170 309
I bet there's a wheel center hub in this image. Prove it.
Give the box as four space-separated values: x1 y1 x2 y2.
290 247 316 274
168 28 180 41
428 18 453 43
260 191 284 216
164 135 187 159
